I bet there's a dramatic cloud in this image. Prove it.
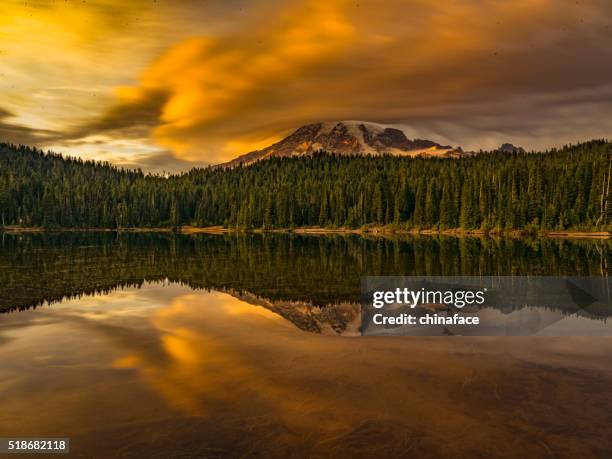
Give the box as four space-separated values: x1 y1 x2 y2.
68 88 169 140
0 107 56 146
1 0 612 168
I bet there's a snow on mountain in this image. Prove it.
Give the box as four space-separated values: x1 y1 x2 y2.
219 121 464 167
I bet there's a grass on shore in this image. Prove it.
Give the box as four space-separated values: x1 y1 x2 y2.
1 225 610 239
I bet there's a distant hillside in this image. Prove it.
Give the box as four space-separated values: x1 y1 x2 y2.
220 121 466 167
499 143 526 154
0 140 610 231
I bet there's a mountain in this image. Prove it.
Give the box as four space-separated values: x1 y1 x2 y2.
220 121 464 167
230 291 361 335
499 143 525 154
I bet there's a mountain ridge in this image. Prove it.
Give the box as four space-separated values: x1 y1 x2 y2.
219 121 466 167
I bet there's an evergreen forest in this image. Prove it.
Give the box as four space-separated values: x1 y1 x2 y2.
1 140 610 232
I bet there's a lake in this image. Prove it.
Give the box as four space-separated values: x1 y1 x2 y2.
0 233 611 458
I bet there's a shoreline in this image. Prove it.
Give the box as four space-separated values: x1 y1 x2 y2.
1 225 610 239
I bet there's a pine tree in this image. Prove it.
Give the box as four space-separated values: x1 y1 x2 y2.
0 140 609 232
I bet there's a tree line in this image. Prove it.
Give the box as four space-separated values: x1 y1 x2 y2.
0 140 610 231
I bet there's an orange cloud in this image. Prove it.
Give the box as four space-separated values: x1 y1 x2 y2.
4 0 612 166
107 0 356 162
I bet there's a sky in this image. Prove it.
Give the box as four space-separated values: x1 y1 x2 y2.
1 0 611 172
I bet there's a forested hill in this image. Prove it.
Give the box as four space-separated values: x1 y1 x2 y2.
0 141 610 231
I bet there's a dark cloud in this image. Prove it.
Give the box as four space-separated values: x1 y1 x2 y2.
4 0 612 167
64 88 169 141
87 0 612 163
0 107 57 146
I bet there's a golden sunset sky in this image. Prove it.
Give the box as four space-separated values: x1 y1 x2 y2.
1 0 611 171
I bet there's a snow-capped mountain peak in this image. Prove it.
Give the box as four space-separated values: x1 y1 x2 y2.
219 121 463 167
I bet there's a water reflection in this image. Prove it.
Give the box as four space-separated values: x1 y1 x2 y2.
1 233 611 324
1 234 611 456
1 284 612 458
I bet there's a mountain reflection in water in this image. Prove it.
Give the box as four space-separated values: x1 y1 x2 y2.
0 233 611 458
1 232 610 320
1 284 612 458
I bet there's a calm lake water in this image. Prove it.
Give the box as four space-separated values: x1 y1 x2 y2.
0 233 611 458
